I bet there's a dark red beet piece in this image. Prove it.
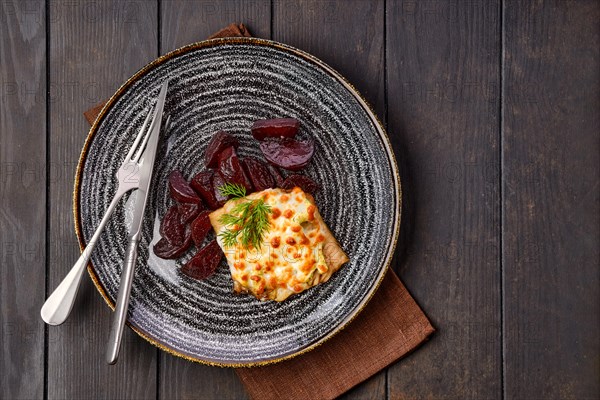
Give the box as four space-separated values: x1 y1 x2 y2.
169 170 200 204
181 240 223 280
282 174 320 194
190 171 221 210
251 118 299 141
178 202 203 224
267 164 285 187
160 205 185 245
204 131 239 168
242 157 275 192
217 147 253 191
259 139 315 171
153 227 193 259
191 210 212 247
212 172 228 207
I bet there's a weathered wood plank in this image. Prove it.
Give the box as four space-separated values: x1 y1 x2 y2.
0 1 46 398
274 0 385 119
158 2 270 399
386 1 502 398
503 1 600 399
47 1 158 398
273 1 386 399
159 0 271 53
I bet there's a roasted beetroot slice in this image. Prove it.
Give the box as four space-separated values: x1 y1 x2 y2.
204 131 239 168
282 174 320 194
190 171 221 210
251 118 299 141
267 164 285 187
212 172 229 207
153 228 193 260
181 240 223 280
259 139 315 171
218 147 253 192
191 210 212 247
178 202 203 224
169 170 200 204
242 157 275 192
160 205 185 245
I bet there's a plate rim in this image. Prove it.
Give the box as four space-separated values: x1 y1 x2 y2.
73 37 402 367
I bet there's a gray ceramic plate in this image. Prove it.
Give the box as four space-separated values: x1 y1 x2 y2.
75 37 401 366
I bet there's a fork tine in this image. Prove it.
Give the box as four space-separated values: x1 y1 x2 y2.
133 113 170 163
125 106 154 161
132 115 156 163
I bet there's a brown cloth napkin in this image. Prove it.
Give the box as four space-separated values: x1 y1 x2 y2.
84 23 434 400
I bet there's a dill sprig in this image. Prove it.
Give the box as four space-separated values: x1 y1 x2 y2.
218 197 272 250
218 182 247 199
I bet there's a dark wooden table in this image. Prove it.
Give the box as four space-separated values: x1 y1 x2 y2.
2 1 598 399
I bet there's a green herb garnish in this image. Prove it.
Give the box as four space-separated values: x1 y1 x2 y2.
218 182 247 199
217 189 272 250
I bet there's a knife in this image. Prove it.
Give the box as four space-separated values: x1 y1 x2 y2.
106 80 169 364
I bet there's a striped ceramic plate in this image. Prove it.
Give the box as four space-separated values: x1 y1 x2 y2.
74 37 401 366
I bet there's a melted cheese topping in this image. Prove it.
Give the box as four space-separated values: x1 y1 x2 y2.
213 188 331 301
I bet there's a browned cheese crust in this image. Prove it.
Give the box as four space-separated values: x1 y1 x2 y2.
209 189 349 301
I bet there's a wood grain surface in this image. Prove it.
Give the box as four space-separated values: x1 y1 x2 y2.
0 1 46 398
386 1 502 398
502 1 600 399
1 0 598 399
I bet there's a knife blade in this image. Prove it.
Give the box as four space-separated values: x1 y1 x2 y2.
106 80 169 364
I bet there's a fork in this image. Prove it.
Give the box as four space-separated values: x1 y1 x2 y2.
40 107 169 326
